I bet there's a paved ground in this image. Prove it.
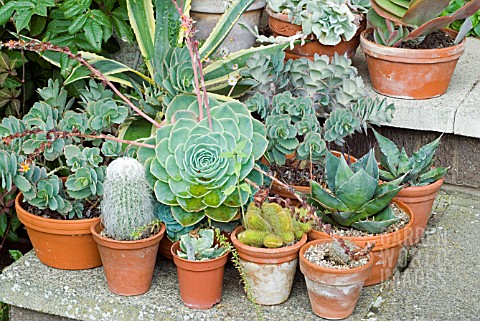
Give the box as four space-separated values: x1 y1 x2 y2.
1 185 479 320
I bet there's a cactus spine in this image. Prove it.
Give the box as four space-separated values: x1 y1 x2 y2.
101 157 155 241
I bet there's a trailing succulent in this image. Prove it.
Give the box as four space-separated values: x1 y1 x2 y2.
238 201 312 248
373 129 447 187
368 0 480 46
0 80 126 218
176 228 228 261
137 94 268 227
242 51 395 165
309 150 404 234
267 0 370 45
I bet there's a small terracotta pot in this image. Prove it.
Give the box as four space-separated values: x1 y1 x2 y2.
15 193 102 270
270 151 357 201
230 226 307 305
308 200 414 286
171 241 229 309
91 221 165 296
394 178 444 245
360 29 465 99
266 6 365 60
299 239 374 319
158 236 174 260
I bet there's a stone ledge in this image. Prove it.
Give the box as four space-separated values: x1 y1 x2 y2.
354 37 480 137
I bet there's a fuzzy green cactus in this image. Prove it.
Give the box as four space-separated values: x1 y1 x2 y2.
101 157 155 241
238 202 312 248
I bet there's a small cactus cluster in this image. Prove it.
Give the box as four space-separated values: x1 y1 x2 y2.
238 202 312 248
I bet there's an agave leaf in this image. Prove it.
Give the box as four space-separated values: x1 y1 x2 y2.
310 181 350 212
405 135 441 182
375 174 405 197
351 206 400 233
373 129 400 176
397 148 410 175
351 150 379 180
379 169 397 181
330 211 358 227
325 151 341 192
416 167 447 186
336 170 377 211
402 0 450 26
356 185 402 219
334 157 355 192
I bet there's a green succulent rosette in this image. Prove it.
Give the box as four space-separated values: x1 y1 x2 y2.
138 95 268 227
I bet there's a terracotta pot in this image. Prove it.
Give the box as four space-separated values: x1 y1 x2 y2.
266 6 366 60
270 151 357 201
191 0 266 53
230 226 307 305
308 200 414 286
91 221 165 296
15 193 102 270
360 29 466 99
158 236 174 260
299 239 374 319
394 178 444 245
171 241 229 309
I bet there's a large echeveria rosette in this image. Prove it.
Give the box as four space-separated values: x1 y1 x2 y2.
138 98 268 227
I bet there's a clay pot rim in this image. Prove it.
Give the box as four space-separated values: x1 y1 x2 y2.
266 5 364 25
191 0 266 13
91 220 166 249
299 239 374 275
171 240 230 269
16 193 100 233
231 226 307 256
360 28 466 60
396 177 445 197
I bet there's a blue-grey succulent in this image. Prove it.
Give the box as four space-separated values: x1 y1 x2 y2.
177 228 228 261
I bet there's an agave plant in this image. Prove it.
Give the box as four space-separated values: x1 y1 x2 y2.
373 129 448 187
177 228 228 261
368 0 480 46
309 150 404 233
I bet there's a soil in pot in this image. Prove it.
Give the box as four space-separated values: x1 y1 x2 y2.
394 178 444 246
15 193 102 270
91 221 165 296
230 226 307 305
308 201 414 286
171 241 229 309
300 240 374 319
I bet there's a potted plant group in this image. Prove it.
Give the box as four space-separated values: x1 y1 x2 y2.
171 228 229 309
230 191 312 305
373 129 447 245
91 157 165 296
265 0 370 59
299 238 374 319
308 150 414 285
361 0 480 99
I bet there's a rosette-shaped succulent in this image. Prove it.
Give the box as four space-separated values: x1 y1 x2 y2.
101 139 122 157
85 98 128 131
296 132 326 162
59 111 89 133
245 92 270 119
272 91 296 115
295 114 320 135
350 97 395 129
64 146 103 172
138 95 268 226
156 203 198 242
65 167 105 199
266 114 299 165
309 150 404 233
28 176 72 214
286 96 314 122
323 109 360 145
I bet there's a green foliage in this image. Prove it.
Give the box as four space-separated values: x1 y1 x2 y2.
442 0 480 38
267 0 369 45
101 157 155 241
309 149 404 233
155 202 199 242
373 129 447 186
238 202 312 248
0 186 21 244
177 228 228 261
266 114 299 165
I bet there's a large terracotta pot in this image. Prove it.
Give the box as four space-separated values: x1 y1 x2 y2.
230 226 307 305
360 29 466 99
91 221 165 296
15 193 102 270
171 241 229 309
266 6 366 60
191 0 266 53
394 178 444 245
299 239 374 319
308 200 414 286
270 151 357 201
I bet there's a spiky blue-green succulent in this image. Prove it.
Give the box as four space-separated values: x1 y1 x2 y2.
177 229 228 261
137 94 268 227
310 150 404 233
373 129 447 187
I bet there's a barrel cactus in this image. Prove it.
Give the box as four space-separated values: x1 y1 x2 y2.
238 202 312 248
309 150 404 233
101 157 155 241
137 95 268 227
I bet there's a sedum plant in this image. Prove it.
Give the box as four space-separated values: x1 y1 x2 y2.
309 150 404 234
373 129 448 187
368 0 480 46
238 201 312 248
176 228 228 261
101 157 156 241
267 0 370 45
